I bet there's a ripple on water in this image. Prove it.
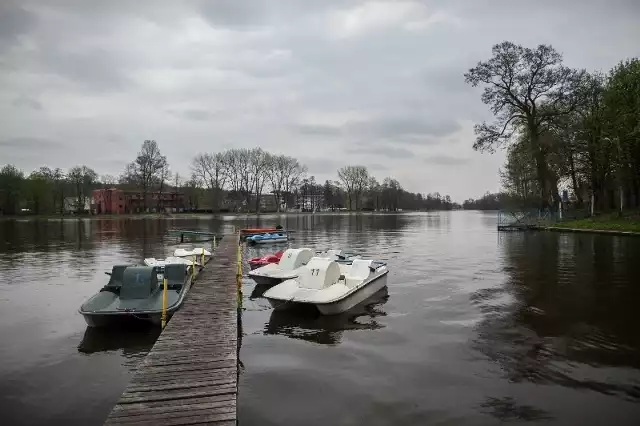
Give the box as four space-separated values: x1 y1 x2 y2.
1 213 640 425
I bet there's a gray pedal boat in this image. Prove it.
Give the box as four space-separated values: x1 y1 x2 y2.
79 263 193 327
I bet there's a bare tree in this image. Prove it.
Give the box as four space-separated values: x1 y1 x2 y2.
123 140 167 212
156 163 171 212
464 41 585 208
249 149 271 213
338 165 369 210
191 152 228 212
68 165 98 213
100 174 117 186
284 160 307 210
184 173 201 211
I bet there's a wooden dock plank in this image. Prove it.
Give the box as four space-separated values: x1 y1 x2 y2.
104 237 239 425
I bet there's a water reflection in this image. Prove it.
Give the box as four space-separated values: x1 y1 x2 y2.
264 288 389 345
472 232 640 402
78 324 161 356
479 396 553 422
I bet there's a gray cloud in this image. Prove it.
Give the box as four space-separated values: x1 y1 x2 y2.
167 109 215 122
292 116 461 145
1 0 638 201
424 155 470 166
12 96 43 110
347 143 415 159
0 137 61 149
0 1 33 51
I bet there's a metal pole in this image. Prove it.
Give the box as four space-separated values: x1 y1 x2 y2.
161 277 168 329
236 234 243 309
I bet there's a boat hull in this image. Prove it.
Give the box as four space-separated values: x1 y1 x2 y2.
249 274 288 287
248 237 288 245
267 271 389 315
81 310 174 327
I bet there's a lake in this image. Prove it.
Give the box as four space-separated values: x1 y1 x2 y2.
1 212 639 425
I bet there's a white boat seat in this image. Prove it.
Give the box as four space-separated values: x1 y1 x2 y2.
173 247 211 258
278 248 313 271
344 259 373 288
298 257 341 290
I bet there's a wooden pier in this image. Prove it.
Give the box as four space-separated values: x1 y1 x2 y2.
104 237 239 426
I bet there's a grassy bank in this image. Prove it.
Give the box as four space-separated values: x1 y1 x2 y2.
553 212 640 233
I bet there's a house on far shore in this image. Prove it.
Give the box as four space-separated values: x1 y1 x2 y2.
92 188 186 214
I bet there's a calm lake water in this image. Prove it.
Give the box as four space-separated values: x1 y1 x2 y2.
1 212 639 425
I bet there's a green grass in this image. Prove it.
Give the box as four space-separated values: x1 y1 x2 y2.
554 212 640 233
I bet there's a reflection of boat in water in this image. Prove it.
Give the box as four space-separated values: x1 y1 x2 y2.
264 287 389 345
77 324 160 354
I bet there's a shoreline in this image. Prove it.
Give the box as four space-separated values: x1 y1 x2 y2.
0 210 454 220
542 226 640 237
544 214 640 236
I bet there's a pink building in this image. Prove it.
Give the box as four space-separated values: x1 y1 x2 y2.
92 188 125 214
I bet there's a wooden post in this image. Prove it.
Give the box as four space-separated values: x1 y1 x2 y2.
213 235 217 250
161 277 168 329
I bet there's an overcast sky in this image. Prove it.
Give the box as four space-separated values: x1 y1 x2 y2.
1 0 638 201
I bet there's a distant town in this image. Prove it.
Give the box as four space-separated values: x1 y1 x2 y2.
0 140 460 216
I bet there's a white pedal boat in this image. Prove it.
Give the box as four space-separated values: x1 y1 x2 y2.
144 256 195 268
248 248 313 286
172 247 212 266
263 257 389 315
248 248 362 287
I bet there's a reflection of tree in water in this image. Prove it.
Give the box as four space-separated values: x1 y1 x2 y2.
264 288 389 346
472 232 640 401
479 396 552 422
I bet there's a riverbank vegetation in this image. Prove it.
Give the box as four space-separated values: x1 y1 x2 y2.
551 212 640 233
465 42 640 215
0 141 457 216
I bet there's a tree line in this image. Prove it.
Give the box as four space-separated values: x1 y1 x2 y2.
0 141 457 215
465 41 640 213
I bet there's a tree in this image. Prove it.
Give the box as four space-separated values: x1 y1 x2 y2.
338 165 369 210
24 169 52 214
0 165 24 215
123 140 167 212
68 165 98 213
156 163 171 212
191 152 228 212
602 59 640 209
465 42 585 208
101 174 117 186
249 148 271 213
184 174 201 211
266 155 300 212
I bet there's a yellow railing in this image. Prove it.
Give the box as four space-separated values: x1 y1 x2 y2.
161 277 168 329
236 233 243 309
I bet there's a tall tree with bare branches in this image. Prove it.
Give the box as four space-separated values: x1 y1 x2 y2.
465 42 585 208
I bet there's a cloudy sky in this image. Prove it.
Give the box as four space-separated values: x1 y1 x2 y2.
1 0 638 201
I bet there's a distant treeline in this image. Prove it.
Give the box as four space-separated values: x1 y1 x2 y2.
462 193 503 211
466 42 640 213
0 141 458 215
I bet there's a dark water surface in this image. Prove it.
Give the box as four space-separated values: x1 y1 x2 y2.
1 212 639 425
